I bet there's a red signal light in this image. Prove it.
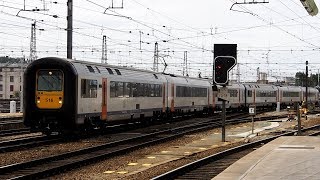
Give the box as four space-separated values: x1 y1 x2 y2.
214 56 236 84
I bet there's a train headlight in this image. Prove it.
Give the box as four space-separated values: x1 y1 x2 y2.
37 100 40 103
59 100 62 104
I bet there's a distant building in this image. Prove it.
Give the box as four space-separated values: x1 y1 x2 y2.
0 63 27 99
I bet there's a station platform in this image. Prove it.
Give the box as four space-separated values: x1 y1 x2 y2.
0 113 23 119
214 136 320 179
99 114 299 179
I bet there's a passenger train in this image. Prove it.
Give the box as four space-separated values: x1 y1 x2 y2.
23 57 319 134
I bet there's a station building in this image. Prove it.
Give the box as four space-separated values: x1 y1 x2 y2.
0 63 27 99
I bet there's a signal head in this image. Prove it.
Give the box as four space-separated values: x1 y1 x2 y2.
214 56 236 85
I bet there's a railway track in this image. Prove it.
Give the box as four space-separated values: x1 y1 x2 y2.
0 118 24 132
0 113 251 179
0 128 30 136
151 125 320 180
0 135 62 153
0 111 246 153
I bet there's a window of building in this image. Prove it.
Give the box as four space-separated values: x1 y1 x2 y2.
10 68 14 72
0 84 2 91
10 85 14 92
0 68 2 72
0 94 2 98
81 79 97 98
0 75 2 81
10 76 14 82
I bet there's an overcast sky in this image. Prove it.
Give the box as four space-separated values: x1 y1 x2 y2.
1 0 320 82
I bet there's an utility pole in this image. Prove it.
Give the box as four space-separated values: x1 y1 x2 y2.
236 63 240 83
139 31 142 50
67 0 73 59
183 51 188 76
153 42 159 72
318 69 319 87
306 61 308 110
101 35 107 64
29 22 37 62
20 57 24 112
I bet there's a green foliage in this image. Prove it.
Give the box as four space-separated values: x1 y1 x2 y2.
13 91 20 98
295 72 319 87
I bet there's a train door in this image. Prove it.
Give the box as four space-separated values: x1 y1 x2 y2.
162 82 166 113
101 78 107 120
170 83 175 112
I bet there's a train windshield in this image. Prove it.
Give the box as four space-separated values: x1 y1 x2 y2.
37 70 63 91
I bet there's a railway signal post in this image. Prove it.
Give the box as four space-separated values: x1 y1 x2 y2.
214 44 237 142
249 105 256 134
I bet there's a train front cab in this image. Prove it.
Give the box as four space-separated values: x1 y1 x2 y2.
24 57 78 134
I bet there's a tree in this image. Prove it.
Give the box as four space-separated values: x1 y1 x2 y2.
295 72 319 87
0 56 24 64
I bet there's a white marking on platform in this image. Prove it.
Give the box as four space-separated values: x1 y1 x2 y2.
228 122 280 138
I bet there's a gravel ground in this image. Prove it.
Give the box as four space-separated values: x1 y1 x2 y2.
2 111 319 179
50 113 320 180
0 132 42 141
0 136 112 166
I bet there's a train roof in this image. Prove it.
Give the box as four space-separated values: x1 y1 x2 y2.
35 57 210 82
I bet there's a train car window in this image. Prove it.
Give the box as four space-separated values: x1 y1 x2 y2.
0 84 2 91
81 79 97 98
228 89 238 97
138 83 144 96
150 84 155 97
115 69 122 75
117 82 124 97
153 74 158 79
128 83 133 97
95 67 101 73
131 83 137 97
110 81 116 97
155 84 161 97
0 75 2 81
145 84 151 97
176 86 181 97
132 83 139 97
106 68 114 74
37 70 63 91
159 84 162 97
86 66 95 73
192 87 196 97
248 90 252 97
124 82 131 97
